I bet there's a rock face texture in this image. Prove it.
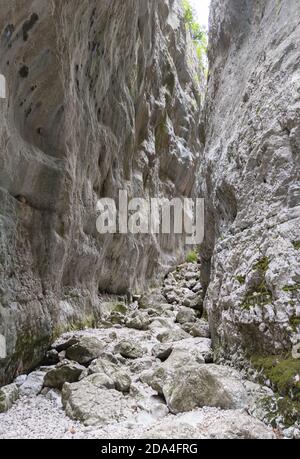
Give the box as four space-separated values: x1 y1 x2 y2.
201 0 300 359
0 0 201 384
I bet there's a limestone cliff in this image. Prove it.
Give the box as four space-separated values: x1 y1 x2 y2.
201 0 300 361
0 0 202 384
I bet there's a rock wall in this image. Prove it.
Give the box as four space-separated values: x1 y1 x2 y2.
201 0 300 361
0 0 202 384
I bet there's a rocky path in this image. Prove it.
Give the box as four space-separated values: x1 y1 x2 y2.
0 263 281 439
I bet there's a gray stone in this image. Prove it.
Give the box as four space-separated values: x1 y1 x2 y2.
43 361 85 389
156 328 190 344
114 340 143 360
152 343 173 361
129 358 154 374
52 336 78 353
176 307 197 325
14 375 27 387
163 365 248 414
62 374 132 426
141 339 211 395
125 311 150 331
0 384 19 413
183 296 203 311
141 410 275 439
45 349 60 365
65 336 104 364
114 372 131 393
88 356 131 393
19 371 45 397
189 320 210 338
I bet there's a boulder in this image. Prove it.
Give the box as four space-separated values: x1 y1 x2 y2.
176 307 197 325
19 371 45 397
65 336 104 364
141 410 275 439
88 356 131 393
45 349 60 365
141 338 212 395
52 336 78 353
43 361 85 389
114 371 132 393
192 282 202 293
183 295 203 311
156 328 190 343
139 290 167 310
0 384 19 413
140 365 170 395
129 358 154 374
163 364 248 414
62 374 132 426
189 320 210 338
148 317 176 332
152 343 173 361
14 375 27 387
109 312 125 326
125 311 150 331
164 292 180 304
114 340 143 359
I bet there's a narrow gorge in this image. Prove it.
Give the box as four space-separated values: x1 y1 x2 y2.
0 0 299 440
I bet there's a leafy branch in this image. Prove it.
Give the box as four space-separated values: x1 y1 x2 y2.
182 0 208 74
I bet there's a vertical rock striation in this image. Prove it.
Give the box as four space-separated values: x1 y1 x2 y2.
0 0 202 384
201 0 300 360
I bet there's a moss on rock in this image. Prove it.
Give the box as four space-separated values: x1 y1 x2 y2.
258 394 300 428
241 280 272 310
250 354 300 400
254 256 269 274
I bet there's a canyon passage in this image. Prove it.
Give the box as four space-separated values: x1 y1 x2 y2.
0 0 299 440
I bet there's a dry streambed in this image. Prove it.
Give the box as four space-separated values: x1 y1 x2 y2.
0 264 289 439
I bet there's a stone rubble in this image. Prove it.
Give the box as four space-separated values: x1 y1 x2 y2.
0 262 284 439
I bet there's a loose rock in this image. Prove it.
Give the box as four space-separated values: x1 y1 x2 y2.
65 336 104 365
114 340 143 359
0 384 19 413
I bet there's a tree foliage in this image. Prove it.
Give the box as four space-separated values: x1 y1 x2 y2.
182 0 208 72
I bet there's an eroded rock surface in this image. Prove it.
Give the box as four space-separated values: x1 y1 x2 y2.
201 0 300 360
0 0 202 384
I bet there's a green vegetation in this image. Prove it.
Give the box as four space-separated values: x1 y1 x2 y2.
251 353 300 426
289 315 300 331
241 282 272 310
240 256 272 310
155 117 169 152
182 0 208 73
112 303 127 315
254 256 269 274
282 284 300 293
251 354 300 400
52 315 98 339
293 241 300 250
186 250 198 264
236 275 246 285
258 394 300 428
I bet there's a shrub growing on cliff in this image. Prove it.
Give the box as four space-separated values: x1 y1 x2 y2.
182 0 208 72
186 250 198 264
